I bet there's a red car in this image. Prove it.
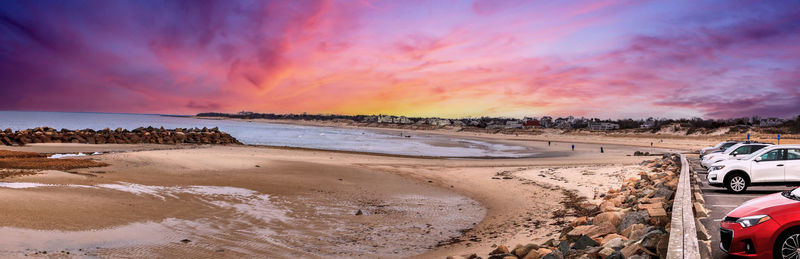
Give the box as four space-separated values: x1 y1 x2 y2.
721 187 800 258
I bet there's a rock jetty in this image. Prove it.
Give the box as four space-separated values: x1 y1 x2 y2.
454 154 682 259
0 126 241 146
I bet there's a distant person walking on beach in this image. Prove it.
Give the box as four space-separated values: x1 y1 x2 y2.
600 147 604 153
548 141 551 146
571 144 575 151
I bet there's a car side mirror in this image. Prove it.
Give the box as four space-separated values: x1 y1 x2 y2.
733 152 738 157
754 156 762 162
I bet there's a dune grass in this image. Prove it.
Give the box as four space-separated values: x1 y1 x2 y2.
0 150 108 173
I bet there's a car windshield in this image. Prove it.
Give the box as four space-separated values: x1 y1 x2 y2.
783 188 800 200
720 142 737 150
723 144 742 154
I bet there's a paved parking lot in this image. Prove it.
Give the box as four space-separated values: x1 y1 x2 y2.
689 157 790 259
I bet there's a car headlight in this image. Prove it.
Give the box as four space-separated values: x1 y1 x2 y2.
737 215 771 228
710 165 725 171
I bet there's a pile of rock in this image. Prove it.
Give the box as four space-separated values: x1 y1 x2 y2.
457 154 682 259
0 126 241 146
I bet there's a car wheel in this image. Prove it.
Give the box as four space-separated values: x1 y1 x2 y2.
775 231 800 259
725 174 748 193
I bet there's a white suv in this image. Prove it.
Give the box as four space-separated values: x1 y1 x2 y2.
701 141 738 158
700 142 772 168
707 145 800 193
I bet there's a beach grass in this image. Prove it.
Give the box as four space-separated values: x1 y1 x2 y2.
0 150 107 171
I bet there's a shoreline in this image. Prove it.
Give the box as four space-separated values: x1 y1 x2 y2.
194 116 717 151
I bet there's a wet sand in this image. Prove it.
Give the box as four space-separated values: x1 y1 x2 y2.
0 134 689 258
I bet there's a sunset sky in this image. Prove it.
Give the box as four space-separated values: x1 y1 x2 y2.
1 0 798 119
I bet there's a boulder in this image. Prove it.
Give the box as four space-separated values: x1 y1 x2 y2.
605 251 624 259
536 248 552 256
637 203 662 210
522 249 541 259
572 216 588 227
598 247 614 258
646 207 667 217
653 186 674 200
640 229 668 251
542 239 559 247
602 237 626 250
621 224 646 240
542 250 563 259
593 212 623 228
513 244 539 258
617 211 649 233
620 243 654 258
599 200 618 212
558 241 570 255
658 232 671 258
572 235 599 250
490 245 510 255
600 234 627 245
567 225 615 240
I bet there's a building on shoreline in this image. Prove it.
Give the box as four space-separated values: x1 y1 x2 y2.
588 122 620 131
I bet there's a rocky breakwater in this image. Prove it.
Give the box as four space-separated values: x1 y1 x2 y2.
0 126 241 146
454 154 682 259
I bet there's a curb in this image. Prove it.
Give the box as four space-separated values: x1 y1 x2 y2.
666 154 701 259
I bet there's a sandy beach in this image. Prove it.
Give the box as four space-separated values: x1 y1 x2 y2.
0 125 700 258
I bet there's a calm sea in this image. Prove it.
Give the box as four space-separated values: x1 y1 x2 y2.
0 111 535 158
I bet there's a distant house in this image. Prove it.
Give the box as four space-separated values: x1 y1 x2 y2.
375 115 411 124
429 118 451 126
553 118 572 129
523 120 540 128
397 116 412 124
377 115 394 123
640 121 655 129
588 122 620 131
505 120 523 129
540 116 553 128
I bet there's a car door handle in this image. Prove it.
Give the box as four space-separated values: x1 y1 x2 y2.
777 164 784 167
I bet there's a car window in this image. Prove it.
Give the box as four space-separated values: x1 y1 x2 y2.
760 149 786 161
721 143 737 149
751 145 768 153
788 149 800 160
733 146 750 154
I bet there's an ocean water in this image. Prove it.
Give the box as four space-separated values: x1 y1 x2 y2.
0 111 534 158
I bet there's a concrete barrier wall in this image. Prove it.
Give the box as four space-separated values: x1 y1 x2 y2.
666 154 701 259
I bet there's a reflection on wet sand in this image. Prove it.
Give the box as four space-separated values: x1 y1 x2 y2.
0 179 483 258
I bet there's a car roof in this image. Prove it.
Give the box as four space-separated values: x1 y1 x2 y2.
763 144 800 148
